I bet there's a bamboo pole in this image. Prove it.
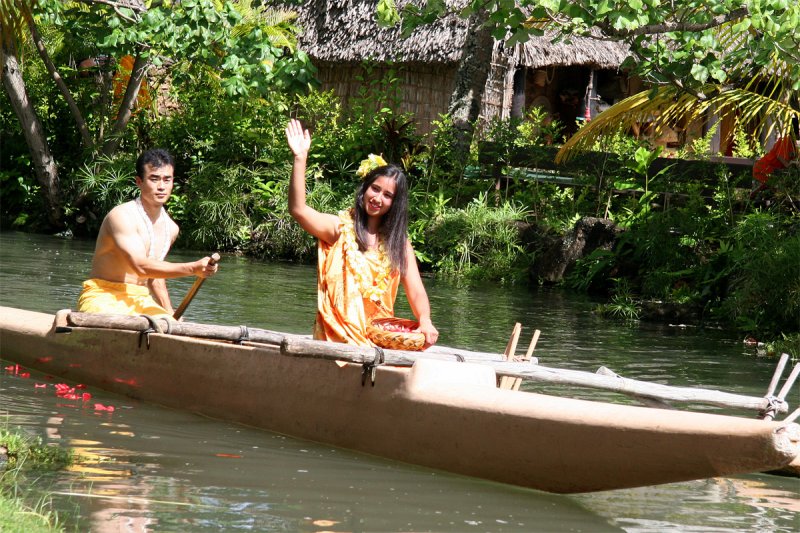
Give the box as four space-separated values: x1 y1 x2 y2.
777 363 800 402
66 312 286 345
596 366 673 409
279 337 785 414
765 353 789 398
511 329 540 392
763 361 800 421
499 323 522 389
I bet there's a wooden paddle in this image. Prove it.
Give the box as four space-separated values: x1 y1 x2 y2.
173 253 220 320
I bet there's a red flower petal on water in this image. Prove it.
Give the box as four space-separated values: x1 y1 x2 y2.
81 393 92 401
19 372 30 378
55 383 75 397
75 384 87 389
4 364 21 374
215 453 243 458
94 403 115 411
34 383 47 388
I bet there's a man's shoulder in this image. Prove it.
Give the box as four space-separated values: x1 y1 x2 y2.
107 201 135 217
102 201 137 231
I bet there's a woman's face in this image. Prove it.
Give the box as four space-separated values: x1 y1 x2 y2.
363 176 396 218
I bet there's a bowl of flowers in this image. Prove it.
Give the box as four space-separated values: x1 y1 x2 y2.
367 317 425 351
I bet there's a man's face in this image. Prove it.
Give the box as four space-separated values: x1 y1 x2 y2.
136 163 174 207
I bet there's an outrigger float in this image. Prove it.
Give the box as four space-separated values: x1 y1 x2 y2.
1 306 798 494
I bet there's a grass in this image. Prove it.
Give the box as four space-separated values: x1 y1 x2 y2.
0 427 74 533
0 490 64 533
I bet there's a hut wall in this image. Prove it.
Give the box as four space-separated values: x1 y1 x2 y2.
315 62 458 135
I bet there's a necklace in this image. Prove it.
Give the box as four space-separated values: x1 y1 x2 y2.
134 197 170 260
340 211 393 304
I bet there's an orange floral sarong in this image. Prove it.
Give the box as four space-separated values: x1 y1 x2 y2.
313 210 400 345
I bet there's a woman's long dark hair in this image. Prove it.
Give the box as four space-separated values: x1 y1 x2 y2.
353 164 409 275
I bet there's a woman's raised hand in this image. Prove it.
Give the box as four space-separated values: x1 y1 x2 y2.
286 119 311 159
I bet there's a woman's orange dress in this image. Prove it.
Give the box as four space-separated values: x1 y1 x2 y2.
313 210 400 345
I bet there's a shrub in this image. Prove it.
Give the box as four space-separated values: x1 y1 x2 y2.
424 193 529 283
718 210 800 334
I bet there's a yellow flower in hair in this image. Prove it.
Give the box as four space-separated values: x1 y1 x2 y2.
356 154 388 178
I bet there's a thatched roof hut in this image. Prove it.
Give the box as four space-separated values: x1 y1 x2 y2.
285 1 632 133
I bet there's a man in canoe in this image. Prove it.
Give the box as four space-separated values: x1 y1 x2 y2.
77 148 218 318
285 119 439 348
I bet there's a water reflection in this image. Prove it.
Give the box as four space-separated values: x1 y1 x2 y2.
2 368 621 532
1 231 798 532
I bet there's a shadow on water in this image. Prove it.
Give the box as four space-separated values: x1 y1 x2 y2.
1 231 798 532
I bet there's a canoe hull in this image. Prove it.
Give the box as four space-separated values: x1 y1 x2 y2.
1 306 798 494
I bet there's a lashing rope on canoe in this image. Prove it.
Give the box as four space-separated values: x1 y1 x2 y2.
362 346 385 387
137 314 163 349
760 396 784 420
235 325 250 344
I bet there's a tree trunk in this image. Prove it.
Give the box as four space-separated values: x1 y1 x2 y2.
2 39 64 230
447 9 494 156
21 1 93 150
102 52 150 157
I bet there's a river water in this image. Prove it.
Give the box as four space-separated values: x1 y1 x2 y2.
0 231 797 532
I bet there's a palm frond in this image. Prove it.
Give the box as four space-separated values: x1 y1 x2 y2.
557 83 799 163
227 1 299 51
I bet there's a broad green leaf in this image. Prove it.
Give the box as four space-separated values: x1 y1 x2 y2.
690 63 709 83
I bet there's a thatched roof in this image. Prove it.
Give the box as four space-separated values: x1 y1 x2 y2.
285 1 469 63
516 33 630 70
283 1 630 69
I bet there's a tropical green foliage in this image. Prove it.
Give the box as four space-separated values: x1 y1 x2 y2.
74 154 139 222
719 210 800 333
1 0 316 230
425 194 530 283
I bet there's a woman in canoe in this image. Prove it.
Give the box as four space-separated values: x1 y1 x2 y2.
285 118 439 348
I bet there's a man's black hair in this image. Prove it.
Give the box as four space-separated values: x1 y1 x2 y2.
136 148 175 178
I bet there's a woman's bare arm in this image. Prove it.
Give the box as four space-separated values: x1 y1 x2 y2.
401 241 439 347
286 119 339 244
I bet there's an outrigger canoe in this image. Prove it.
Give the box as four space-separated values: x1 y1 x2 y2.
1 306 798 494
